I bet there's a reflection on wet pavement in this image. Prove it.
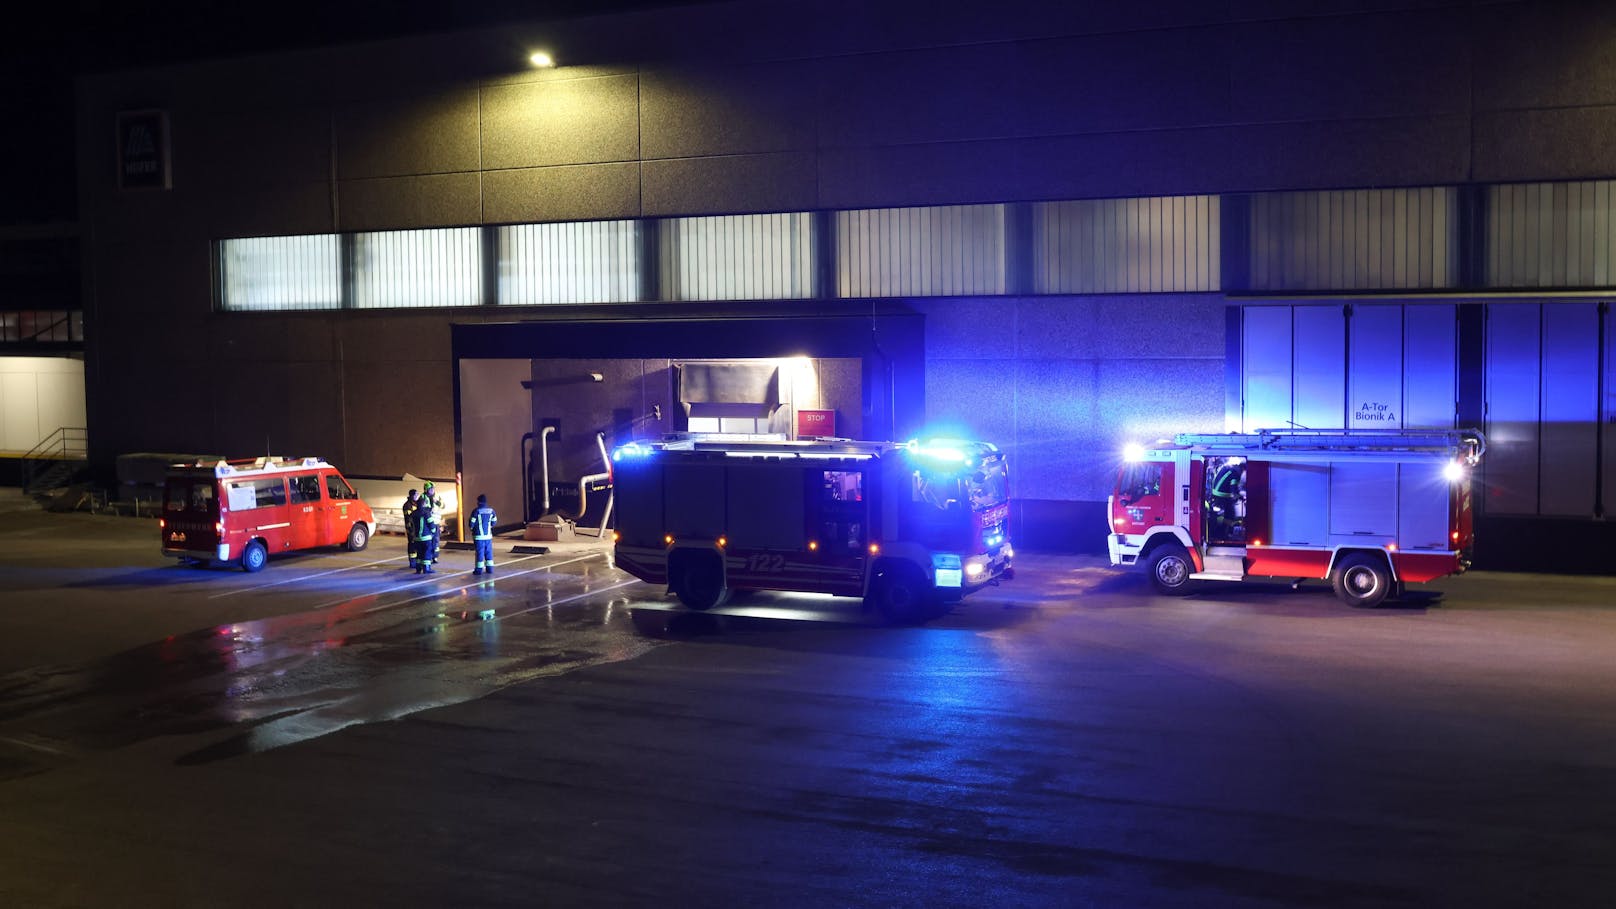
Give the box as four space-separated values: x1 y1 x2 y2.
0 553 666 777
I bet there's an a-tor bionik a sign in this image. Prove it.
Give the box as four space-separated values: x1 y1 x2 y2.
116 110 171 191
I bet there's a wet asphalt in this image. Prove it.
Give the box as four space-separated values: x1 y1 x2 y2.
1 492 1615 907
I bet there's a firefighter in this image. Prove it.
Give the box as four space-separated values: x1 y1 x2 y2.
468 494 497 574
421 479 445 511
414 494 440 574
401 488 421 569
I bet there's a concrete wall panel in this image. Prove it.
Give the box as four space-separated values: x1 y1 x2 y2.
1017 295 1227 360
1473 1 1616 111
1474 107 1616 183
912 298 1017 361
1225 117 1471 191
484 163 642 224
641 62 818 159
1230 10 1469 122
818 141 1022 209
819 43 1027 148
1013 359 1101 501
189 108 332 190
206 181 335 239
808 0 1221 57
337 173 482 231
1018 27 1231 135
643 152 816 217
343 356 455 478
925 359 1017 467
481 75 640 170
336 89 481 180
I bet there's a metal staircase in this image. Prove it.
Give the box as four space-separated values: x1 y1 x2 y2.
21 427 88 495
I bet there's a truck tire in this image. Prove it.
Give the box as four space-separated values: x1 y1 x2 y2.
240 540 268 573
1146 544 1194 595
1332 553 1391 608
674 554 729 611
868 562 932 625
346 522 370 552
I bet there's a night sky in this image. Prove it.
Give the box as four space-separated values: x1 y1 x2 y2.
2 0 701 223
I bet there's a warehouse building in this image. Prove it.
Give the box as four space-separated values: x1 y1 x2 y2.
75 0 1616 568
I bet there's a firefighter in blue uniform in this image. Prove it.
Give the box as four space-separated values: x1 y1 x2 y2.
469 494 497 574
414 494 440 573
401 488 421 569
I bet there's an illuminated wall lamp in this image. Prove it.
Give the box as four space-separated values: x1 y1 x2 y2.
529 51 556 68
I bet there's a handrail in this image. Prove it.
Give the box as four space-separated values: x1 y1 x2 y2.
22 426 86 460
21 426 89 493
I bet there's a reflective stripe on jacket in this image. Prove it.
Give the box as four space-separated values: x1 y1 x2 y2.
469 505 497 540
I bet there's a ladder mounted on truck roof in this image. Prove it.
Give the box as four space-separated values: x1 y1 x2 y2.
1172 428 1486 462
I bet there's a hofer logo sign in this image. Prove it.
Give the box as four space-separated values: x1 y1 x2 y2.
117 110 171 191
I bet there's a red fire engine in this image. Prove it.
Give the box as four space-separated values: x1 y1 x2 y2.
1107 428 1485 607
610 435 1013 623
161 456 377 571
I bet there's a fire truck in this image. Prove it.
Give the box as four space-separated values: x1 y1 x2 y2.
161 456 377 571
1107 428 1486 607
610 435 1013 623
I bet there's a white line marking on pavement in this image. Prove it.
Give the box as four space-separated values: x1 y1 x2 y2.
357 552 608 614
209 554 410 599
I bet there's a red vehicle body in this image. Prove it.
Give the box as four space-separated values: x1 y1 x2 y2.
610 435 1013 623
1107 429 1485 606
161 456 377 571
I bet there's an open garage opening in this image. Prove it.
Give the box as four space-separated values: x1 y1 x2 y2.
451 311 924 537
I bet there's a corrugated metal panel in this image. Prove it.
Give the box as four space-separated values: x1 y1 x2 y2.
1249 188 1459 290
499 220 640 305
1486 181 1616 287
836 204 1005 297
661 213 813 301
352 228 482 309
218 235 342 311
1033 196 1220 293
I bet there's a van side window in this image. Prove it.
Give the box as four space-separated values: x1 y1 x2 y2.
289 474 322 504
326 474 356 500
229 478 287 510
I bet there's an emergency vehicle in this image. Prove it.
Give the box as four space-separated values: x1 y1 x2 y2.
160 456 377 571
610 435 1014 623
1107 428 1485 607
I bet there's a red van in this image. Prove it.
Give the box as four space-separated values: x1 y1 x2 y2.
161 456 377 571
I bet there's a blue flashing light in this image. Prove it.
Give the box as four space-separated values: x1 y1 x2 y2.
611 442 655 462
1122 442 1147 462
905 439 972 464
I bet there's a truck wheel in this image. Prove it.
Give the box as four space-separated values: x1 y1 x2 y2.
868 563 932 625
1146 545 1194 595
240 540 268 573
346 522 370 552
674 555 729 611
1332 553 1390 608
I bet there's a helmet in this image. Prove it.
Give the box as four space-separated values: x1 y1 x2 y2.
477 494 487 505
423 480 435 490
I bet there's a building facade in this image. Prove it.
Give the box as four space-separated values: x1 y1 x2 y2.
77 0 1616 569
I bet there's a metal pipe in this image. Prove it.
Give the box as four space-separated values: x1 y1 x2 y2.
539 425 556 515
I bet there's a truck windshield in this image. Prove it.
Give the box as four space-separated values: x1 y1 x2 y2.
967 458 1008 510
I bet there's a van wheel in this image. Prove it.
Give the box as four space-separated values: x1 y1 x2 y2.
868 563 932 625
1333 553 1390 608
240 540 268 573
1146 545 1194 595
674 554 729 611
346 523 370 552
